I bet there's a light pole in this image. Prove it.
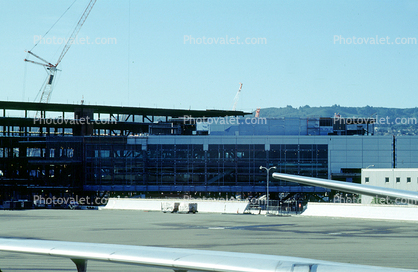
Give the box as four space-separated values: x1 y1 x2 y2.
259 166 276 214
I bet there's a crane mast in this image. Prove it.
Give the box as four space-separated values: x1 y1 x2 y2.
25 0 97 106
232 83 243 111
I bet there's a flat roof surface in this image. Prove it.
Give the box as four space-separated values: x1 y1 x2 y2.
0 209 417 271
0 100 248 118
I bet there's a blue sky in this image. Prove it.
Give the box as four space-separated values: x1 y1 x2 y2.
1 0 418 112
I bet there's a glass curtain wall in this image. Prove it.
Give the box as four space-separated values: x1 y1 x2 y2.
84 142 328 190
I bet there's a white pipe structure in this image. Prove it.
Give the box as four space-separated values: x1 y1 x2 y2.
0 238 416 272
272 173 418 204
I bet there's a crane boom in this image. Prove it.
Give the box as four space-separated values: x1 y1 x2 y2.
24 0 97 106
232 83 243 111
24 59 52 68
26 51 54 67
56 0 97 66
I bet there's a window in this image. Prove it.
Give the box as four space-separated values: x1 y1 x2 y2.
365 177 369 183
396 177 400 183
320 119 332 126
407 177 411 183
385 177 389 183
100 150 110 158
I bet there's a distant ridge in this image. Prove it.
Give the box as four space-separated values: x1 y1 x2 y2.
254 105 418 136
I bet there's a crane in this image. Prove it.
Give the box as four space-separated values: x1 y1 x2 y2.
232 83 243 111
25 0 97 106
255 108 260 117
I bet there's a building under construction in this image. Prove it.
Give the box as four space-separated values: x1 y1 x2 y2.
2 100 418 207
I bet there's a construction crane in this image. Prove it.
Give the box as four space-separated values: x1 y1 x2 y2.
25 0 97 106
232 83 243 111
255 108 261 117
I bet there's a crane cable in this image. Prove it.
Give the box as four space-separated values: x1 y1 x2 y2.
127 0 131 103
26 0 78 102
22 61 27 101
30 0 78 52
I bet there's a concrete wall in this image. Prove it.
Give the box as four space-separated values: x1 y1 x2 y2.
102 198 249 214
396 137 418 168
328 136 393 176
302 202 418 221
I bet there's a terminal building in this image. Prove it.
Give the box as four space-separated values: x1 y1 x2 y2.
361 168 418 204
1 100 418 205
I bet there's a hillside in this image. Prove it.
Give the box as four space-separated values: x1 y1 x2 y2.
255 105 418 136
